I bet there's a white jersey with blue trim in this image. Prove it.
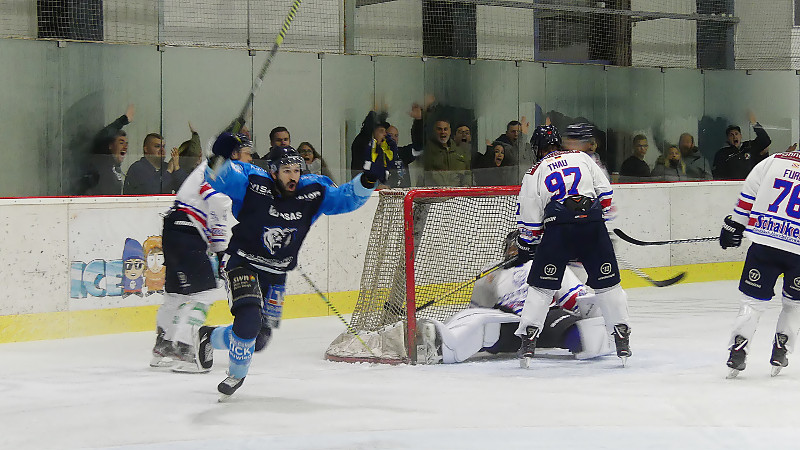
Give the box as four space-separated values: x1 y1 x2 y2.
173 159 233 252
516 150 614 245
730 150 800 255
470 260 587 314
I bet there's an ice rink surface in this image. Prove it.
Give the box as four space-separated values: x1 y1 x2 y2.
2 280 800 450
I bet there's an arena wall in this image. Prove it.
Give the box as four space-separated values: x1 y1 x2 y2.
0 181 747 342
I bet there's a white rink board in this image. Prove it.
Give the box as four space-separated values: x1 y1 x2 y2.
0 182 745 316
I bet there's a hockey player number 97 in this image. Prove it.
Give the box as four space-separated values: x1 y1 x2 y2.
544 167 582 201
768 179 800 219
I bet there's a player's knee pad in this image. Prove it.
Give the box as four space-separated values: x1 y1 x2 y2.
572 317 615 359
593 284 629 334
261 284 286 330
515 286 555 336
232 303 261 340
224 265 263 310
729 293 769 346
776 296 800 353
228 329 256 379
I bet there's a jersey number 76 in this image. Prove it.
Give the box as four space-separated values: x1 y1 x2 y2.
544 167 582 201
768 178 800 219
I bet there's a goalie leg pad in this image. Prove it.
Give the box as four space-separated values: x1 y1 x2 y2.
439 309 519 363
776 295 800 354
172 300 211 347
729 293 769 348
572 317 615 359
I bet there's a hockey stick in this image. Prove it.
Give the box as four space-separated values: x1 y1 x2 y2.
616 255 686 287
613 228 716 246
415 260 507 312
297 267 378 358
226 0 303 134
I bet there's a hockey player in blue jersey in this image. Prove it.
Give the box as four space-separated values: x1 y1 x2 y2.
203 132 380 398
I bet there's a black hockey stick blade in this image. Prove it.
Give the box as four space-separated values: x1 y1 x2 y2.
613 229 717 246
649 271 686 287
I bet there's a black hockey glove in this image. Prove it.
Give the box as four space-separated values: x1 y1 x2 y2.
502 237 537 269
720 215 745 249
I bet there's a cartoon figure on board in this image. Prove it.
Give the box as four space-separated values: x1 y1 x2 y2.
143 235 166 295
122 238 145 297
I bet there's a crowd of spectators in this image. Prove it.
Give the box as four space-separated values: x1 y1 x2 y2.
75 103 781 196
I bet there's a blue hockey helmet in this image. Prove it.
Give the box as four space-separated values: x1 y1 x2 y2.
212 132 247 159
265 145 307 173
531 125 562 159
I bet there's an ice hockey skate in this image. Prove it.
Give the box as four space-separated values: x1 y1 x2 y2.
612 324 631 367
770 333 789 377
518 326 539 369
726 335 748 379
217 374 245 401
149 327 177 368
415 319 442 365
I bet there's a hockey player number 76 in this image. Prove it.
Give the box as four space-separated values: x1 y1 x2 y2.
544 167 582 201
767 179 800 219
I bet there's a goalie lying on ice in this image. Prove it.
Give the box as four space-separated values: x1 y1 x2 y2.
415 258 615 364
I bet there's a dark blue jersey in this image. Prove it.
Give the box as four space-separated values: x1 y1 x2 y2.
207 161 374 274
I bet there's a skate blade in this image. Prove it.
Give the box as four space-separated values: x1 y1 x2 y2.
172 363 211 374
519 357 531 369
771 366 783 377
149 357 175 368
726 368 741 379
619 356 628 367
218 393 232 402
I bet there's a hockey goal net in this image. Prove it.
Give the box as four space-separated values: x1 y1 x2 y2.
325 186 520 364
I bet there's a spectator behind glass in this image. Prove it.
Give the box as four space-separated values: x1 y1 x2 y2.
473 141 516 186
298 142 334 182
385 125 419 188
651 145 689 181
414 118 470 186
123 133 184 195
678 133 712 180
619 134 652 182
253 126 290 170
77 104 134 195
712 112 771 180
496 118 531 177
584 135 610 180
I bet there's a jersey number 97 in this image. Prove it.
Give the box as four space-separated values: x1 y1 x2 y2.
544 167 582 201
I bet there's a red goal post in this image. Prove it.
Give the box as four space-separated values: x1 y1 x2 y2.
325 186 521 364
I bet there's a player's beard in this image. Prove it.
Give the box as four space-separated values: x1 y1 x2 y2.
275 178 298 198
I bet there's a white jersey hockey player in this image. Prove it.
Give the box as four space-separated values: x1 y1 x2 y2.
149 136 246 372
514 123 630 368
416 231 614 364
720 147 800 377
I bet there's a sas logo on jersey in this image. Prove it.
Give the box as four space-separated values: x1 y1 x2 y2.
296 191 321 201
269 205 303 221
263 227 297 255
600 263 612 275
748 269 761 282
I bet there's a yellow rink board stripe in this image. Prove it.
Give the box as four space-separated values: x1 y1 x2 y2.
0 262 744 343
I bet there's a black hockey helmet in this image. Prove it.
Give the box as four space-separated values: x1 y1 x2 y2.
531 125 561 159
212 132 248 159
265 145 307 173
